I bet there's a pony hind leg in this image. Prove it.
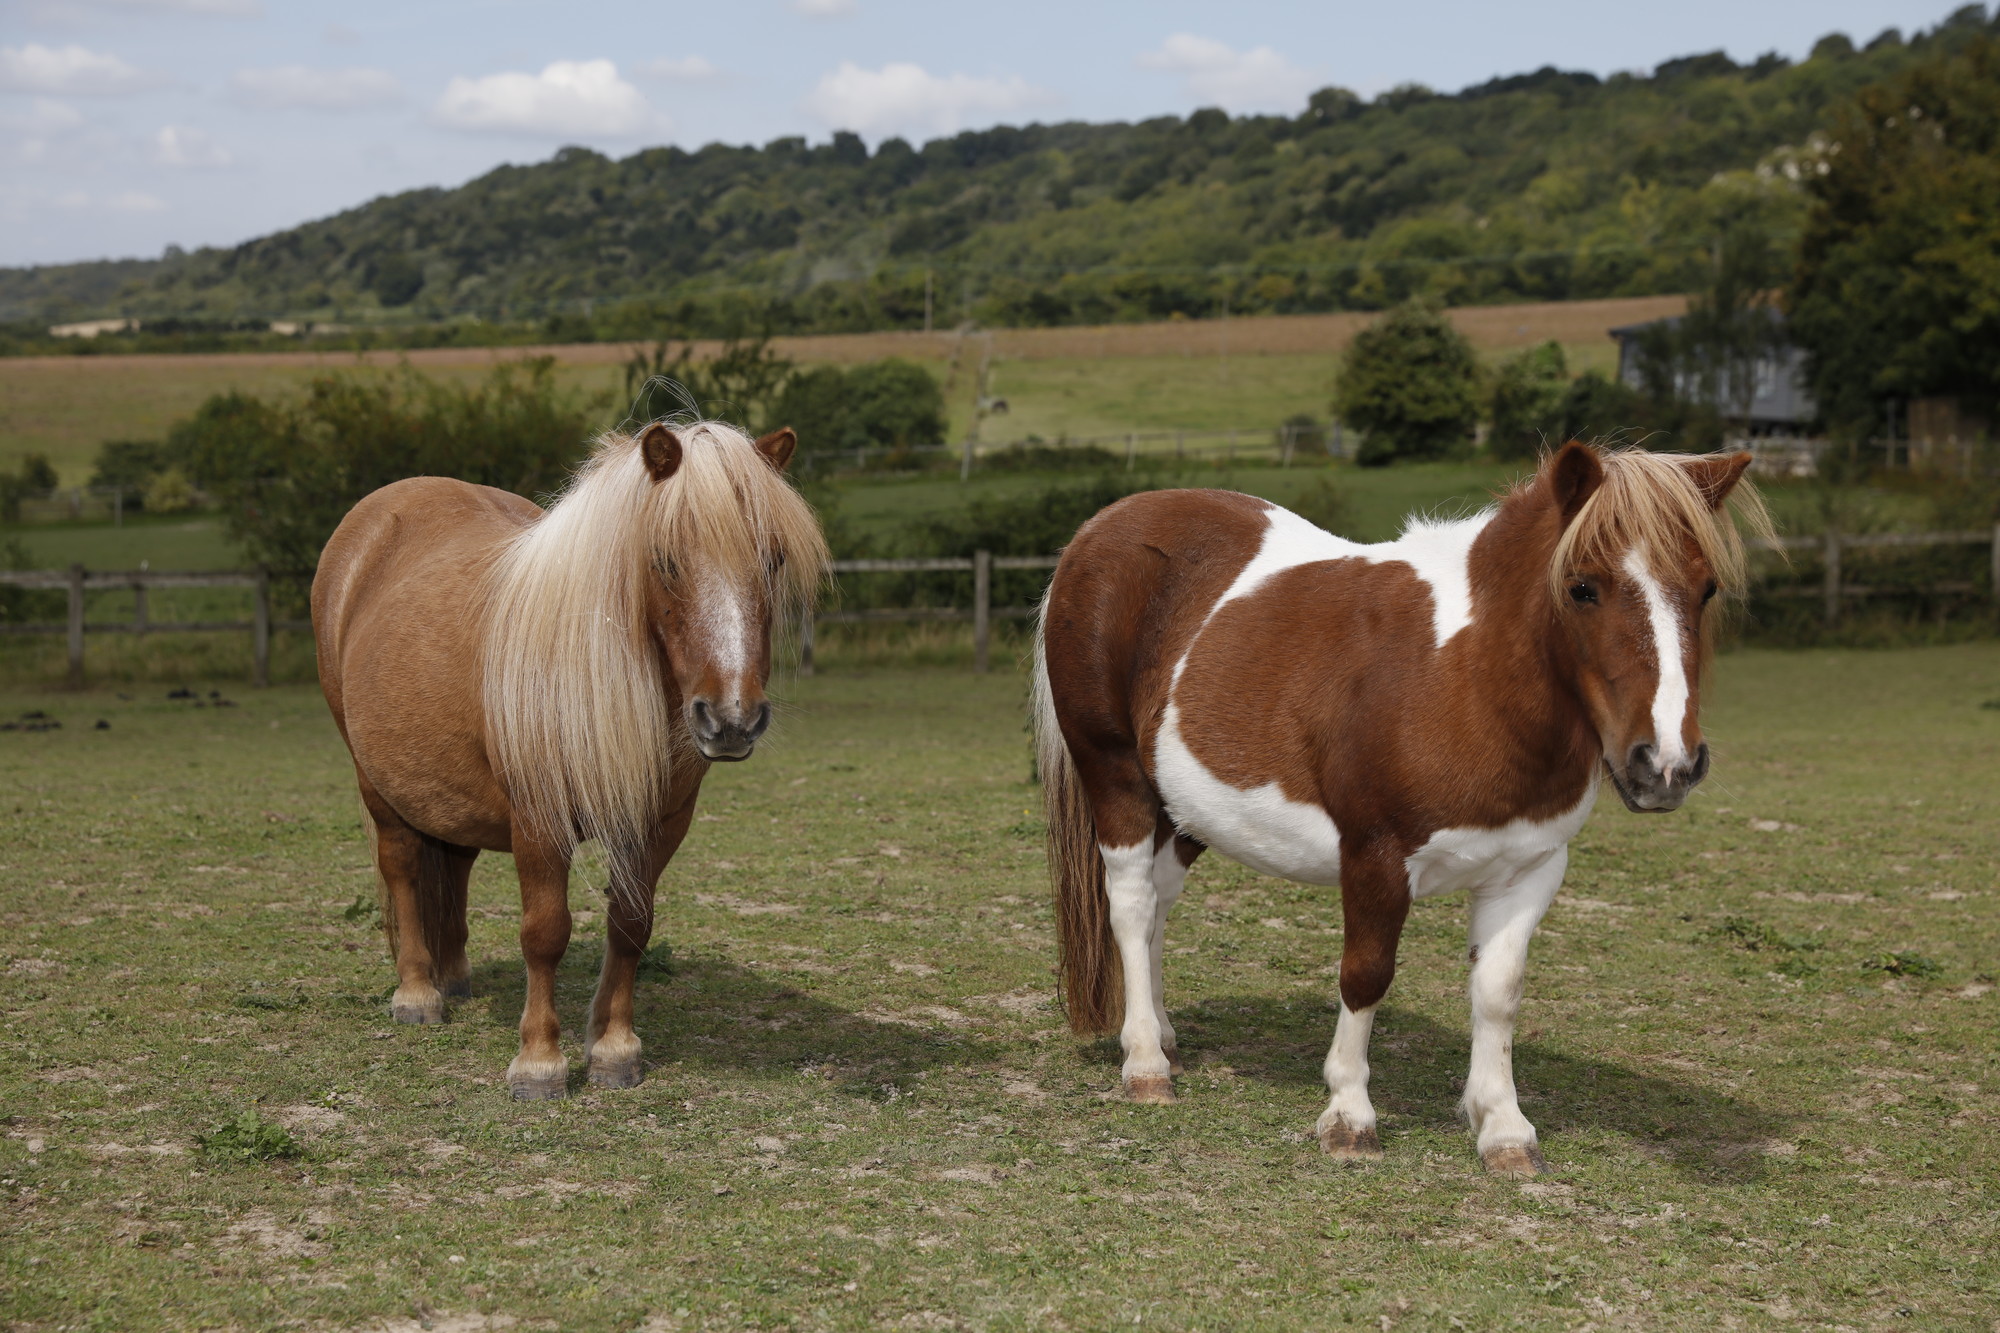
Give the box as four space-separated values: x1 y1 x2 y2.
1461 849 1567 1177
430 843 477 1000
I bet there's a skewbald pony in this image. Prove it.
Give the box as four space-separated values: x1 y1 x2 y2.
482 421 828 892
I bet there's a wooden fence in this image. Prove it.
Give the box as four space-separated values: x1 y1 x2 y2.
0 565 301 689
4 530 1996 686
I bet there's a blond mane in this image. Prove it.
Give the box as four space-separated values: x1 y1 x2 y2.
1544 446 1775 610
482 422 828 889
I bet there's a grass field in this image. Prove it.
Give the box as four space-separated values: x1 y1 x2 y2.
3 645 1997 1330
2 297 1674 487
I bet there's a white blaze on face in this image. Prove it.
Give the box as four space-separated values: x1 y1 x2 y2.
689 571 754 696
1621 548 1689 771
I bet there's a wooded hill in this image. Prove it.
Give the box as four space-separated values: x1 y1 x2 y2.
4 7 1994 337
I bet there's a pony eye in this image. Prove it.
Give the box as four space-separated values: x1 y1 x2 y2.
1701 581 1719 605
1568 580 1598 605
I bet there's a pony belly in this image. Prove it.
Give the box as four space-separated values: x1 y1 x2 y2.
1153 706 1342 885
1402 784 1599 900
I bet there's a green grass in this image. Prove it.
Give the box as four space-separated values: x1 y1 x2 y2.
8 515 242 570
3 647 1998 1329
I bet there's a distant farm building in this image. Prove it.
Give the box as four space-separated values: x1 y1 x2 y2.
1609 314 1816 434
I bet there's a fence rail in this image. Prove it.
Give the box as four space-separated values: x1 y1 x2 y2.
5 529 1996 686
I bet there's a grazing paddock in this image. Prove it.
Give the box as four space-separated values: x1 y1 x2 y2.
2 646 1997 1330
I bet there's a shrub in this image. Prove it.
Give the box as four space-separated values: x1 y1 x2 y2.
174 359 605 575
772 358 947 464
0 537 62 625
143 467 197 514
1488 341 1569 461
893 473 1150 608
1333 302 1482 466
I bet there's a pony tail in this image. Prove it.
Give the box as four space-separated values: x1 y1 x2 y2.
1033 612 1122 1035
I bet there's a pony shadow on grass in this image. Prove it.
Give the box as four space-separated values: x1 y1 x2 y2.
467 945 995 1101
1167 995 1790 1181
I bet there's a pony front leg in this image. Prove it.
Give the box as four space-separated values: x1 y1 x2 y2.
585 814 685 1091
1103 841 1173 1103
507 834 574 1101
584 889 653 1089
1462 848 1567 1177
1318 848 1409 1159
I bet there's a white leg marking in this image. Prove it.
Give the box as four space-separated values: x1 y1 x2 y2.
1622 549 1688 770
1149 839 1188 1070
1462 847 1568 1163
1316 1002 1379 1149
1101 841 1171 1093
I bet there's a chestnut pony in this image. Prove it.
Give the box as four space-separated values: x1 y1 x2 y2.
1033 442 1771 1174
313 421 826 1099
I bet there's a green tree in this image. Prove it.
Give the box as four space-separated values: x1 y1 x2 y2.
179 360 602 574
768 358 947 463
1333 302 1482 465
1789 34 2000 435
1487 341 1569 460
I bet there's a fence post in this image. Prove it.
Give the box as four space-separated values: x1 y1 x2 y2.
1125 432 1136 472
972 549 992 674
960 436 975 482
1281 424 1295 469
1822 531 1843 629
113 488 123 528
1227 428 1237 464
1175 430 1184 461
66 563 85 689
252 565 271 688
798 607 815 677
132 571 148 633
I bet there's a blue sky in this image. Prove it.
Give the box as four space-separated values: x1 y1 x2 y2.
0 0 1968 268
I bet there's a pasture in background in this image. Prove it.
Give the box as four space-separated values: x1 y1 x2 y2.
2 646 1996 1327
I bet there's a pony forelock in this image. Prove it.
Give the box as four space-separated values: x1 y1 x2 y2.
482 420 828 897
1543 445 1775 614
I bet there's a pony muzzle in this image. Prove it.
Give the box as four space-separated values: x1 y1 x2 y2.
1607 741 1709 813
687 697 771 762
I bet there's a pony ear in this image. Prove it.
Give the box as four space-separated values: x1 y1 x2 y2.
1548 440 1604 527
1683 451 1753 511
754 427 798 473
639 423 682 482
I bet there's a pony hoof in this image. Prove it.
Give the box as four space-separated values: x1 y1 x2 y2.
1481 1144 1547 1178
390 996 444 1025
1124 1075 1176 1105
587 1060 644 1090
1163 1047 1186 1077
509 1075 568 1102
1318 1123 1383 1161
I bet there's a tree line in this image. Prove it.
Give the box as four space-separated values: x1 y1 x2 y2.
4 9 1992 349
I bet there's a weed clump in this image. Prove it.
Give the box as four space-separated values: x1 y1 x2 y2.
1703 916 1825 976
197 1110 302 1162
1858 950 1944 980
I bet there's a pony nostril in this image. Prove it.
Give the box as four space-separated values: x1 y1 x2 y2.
746 702 772 740
1687 742 1711 784
689 698 716 735
1627 742 1655 776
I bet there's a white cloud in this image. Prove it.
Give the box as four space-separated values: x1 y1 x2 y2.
434 59 658 137
632 55 721 82
803 61 1054 139
88 0 261 15
230 65 401 110
1137 34 1315 114
791 0 855 16
154 124 232 168
0 43 151 96
107 189 168 212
